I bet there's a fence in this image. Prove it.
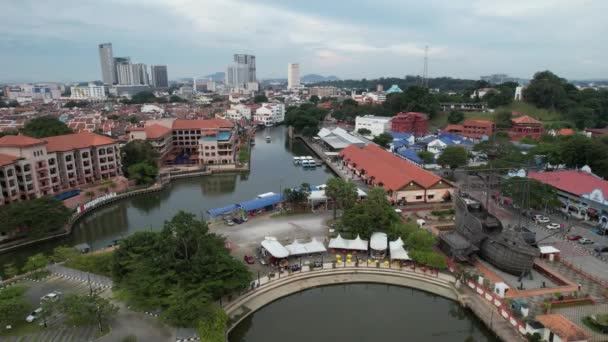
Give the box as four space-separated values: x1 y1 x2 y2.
560 259 608 289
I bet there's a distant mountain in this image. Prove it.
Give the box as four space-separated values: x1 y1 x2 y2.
205 72 226 83
301 74 339 83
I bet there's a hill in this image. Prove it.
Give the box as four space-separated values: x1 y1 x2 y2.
302 74 339 83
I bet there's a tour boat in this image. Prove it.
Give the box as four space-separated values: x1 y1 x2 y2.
266 136 271 142
293 156 301 165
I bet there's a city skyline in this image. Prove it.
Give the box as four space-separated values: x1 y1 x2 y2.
1 0 608 82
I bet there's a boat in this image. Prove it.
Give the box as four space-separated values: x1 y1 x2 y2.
293 157 301 165
439 193 539 275
265 136 271 142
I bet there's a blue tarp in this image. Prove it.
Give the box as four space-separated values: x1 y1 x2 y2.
391 140 410 149
389 132 413 141
239 193 285 212
207 204 240 217
397 149 425 164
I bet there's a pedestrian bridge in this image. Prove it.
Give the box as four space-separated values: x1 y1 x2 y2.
223 265 461 334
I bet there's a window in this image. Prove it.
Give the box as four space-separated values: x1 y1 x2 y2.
24 164 31 172
106 148 112 153
50 168 57 174
82 152 89 158
428 195 434 199
67 164 73 170
7 170 13 177
65 155 72 162
49 158 55 165
415 195 423 200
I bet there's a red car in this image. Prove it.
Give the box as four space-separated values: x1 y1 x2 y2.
567 234 583 241
243 255 255 264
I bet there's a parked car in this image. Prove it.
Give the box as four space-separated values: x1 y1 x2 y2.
290 264 301 272
567 234 583 241
313 261 323 268
592 227 607 236
224 219 234 226
546 223 561 230
594 245 608 253
41 291 62 302
578 238 594 245
243 255 255 264
26 308 43 323
535 216 550 224
232 217 243 224
241 216 248 222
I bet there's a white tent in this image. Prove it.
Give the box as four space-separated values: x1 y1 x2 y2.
261 237 289 258
349 235 369 251
370 232 388 251
389 237 410 260
328 234 348 249
308 190 327 203
302 237 327 254
389 237 404 249
285 240 308 256
539 246 560 255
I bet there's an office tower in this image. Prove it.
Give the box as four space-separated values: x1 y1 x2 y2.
287 63 300 89
151 65 169 88
114 57 132 85
226 54 256 89
98 43 115 85
131 63 149 85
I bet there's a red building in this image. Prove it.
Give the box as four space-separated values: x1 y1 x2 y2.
462 119 495 139
390 112 428 136
509 115 543 140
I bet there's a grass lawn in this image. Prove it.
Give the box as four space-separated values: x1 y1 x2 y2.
0 319 45 337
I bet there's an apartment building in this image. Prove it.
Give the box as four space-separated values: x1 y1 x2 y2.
253 103 285 126
126 124 173 160
171 118 237 165
0 132 121 206
355 115 391 136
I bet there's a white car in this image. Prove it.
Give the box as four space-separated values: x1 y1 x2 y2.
26 308 43 323
224 219 234 226
578 238 594 245
41 291 62 302
546 223 561 230
535 217 550 224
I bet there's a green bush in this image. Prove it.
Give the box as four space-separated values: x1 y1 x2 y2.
65 252 114 278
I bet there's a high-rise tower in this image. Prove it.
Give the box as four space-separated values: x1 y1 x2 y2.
98 43 115 85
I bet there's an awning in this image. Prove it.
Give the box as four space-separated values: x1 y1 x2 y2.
539 245 560 254
328 234 348 249
261 237 289 258
349 235 368 251
389 246 410 260
240 193 284 211
286 238 327 256
207 204 240 217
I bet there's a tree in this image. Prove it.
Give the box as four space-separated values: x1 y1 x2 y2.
495 110 513 128
341 187 399 239
501 177 561 210
417 151 435 165
325 178 358 219
197 305 229 342
437 146 468 169
523 71 569 111
85 191 96 200
483 86 515 108
127 115 140 124
3 262 19 279
22 116 72 138
373 133 393 148
309 95 320 104
253 94 268 103
113 211 251 327
406 230 437 251
60 293 118 331
357 128 372 135
22 253 50 273
0 197 71 239
342 98 358 107
0 285 30 327
447 110 464 124
64 101 87 109
169 95 186 103
383 86 440 118
127 162 158 185
121 140 159 175
51 245 79 263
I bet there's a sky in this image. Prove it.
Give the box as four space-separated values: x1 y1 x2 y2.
1 0 607 83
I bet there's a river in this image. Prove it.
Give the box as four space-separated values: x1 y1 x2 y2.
228 283 498 342
0 125 333 268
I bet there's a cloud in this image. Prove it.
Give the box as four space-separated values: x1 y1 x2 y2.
471 0 593 18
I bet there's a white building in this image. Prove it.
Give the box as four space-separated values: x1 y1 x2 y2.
355 115 392 136
225 104 252 121
226 54 256 91
514 86 524 101
288 63 300 89
253 103 285 126
115 59 133 85
70 83 106 100
4 84 61 102
131 63 149 85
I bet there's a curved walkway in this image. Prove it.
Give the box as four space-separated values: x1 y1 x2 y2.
223 264 460 333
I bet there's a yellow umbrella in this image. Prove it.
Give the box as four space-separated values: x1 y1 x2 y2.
336 254 341 259
375 260 379 264
336 260 342 264
347 254 352 258
383 261 389 266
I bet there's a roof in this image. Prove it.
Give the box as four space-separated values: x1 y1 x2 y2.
389 132 413 140
172 118 233 130
557 128 575 136
43 131 116 152
389 237 410 260
397 149 430 164
261 237 290 258
0 153 21 167
539 245 560 254
370 232 388 250
528 170 608 198
285 238 327 256
319 127 365 149
535 314 590 341
144 124 172 139
239 193 284 211
340 144 446 191
0 134 46 147
386 84 403 94
207 204 240 217
463 119 494 127
328 234 369 251
444 124 464 132
512 115 541 125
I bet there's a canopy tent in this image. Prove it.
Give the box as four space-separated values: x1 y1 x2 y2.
207 203 240 217
240 193 284 211
350 235 369 251
328 234 348 249
308 188 367 205
285 238 327 256
370 232 388 251
389 237 410 260
261 237 289 258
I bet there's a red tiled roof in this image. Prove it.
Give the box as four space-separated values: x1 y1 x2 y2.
43 131 116 152
0 153 21 167
463 119 494 127
512 115 541 125
557 128 575 136
444 124 464 132
339 144 447 191
528 170 608 197
535 314 590 342
0 134 46 147
172 118 233 130
144 124 171 139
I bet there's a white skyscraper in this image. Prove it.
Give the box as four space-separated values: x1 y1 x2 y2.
114 57 133 85
226 54 257 90
288 63 300 89
98 43 115 85
131 63 149 85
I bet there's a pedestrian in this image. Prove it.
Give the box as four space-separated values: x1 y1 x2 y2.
578 283 582 292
